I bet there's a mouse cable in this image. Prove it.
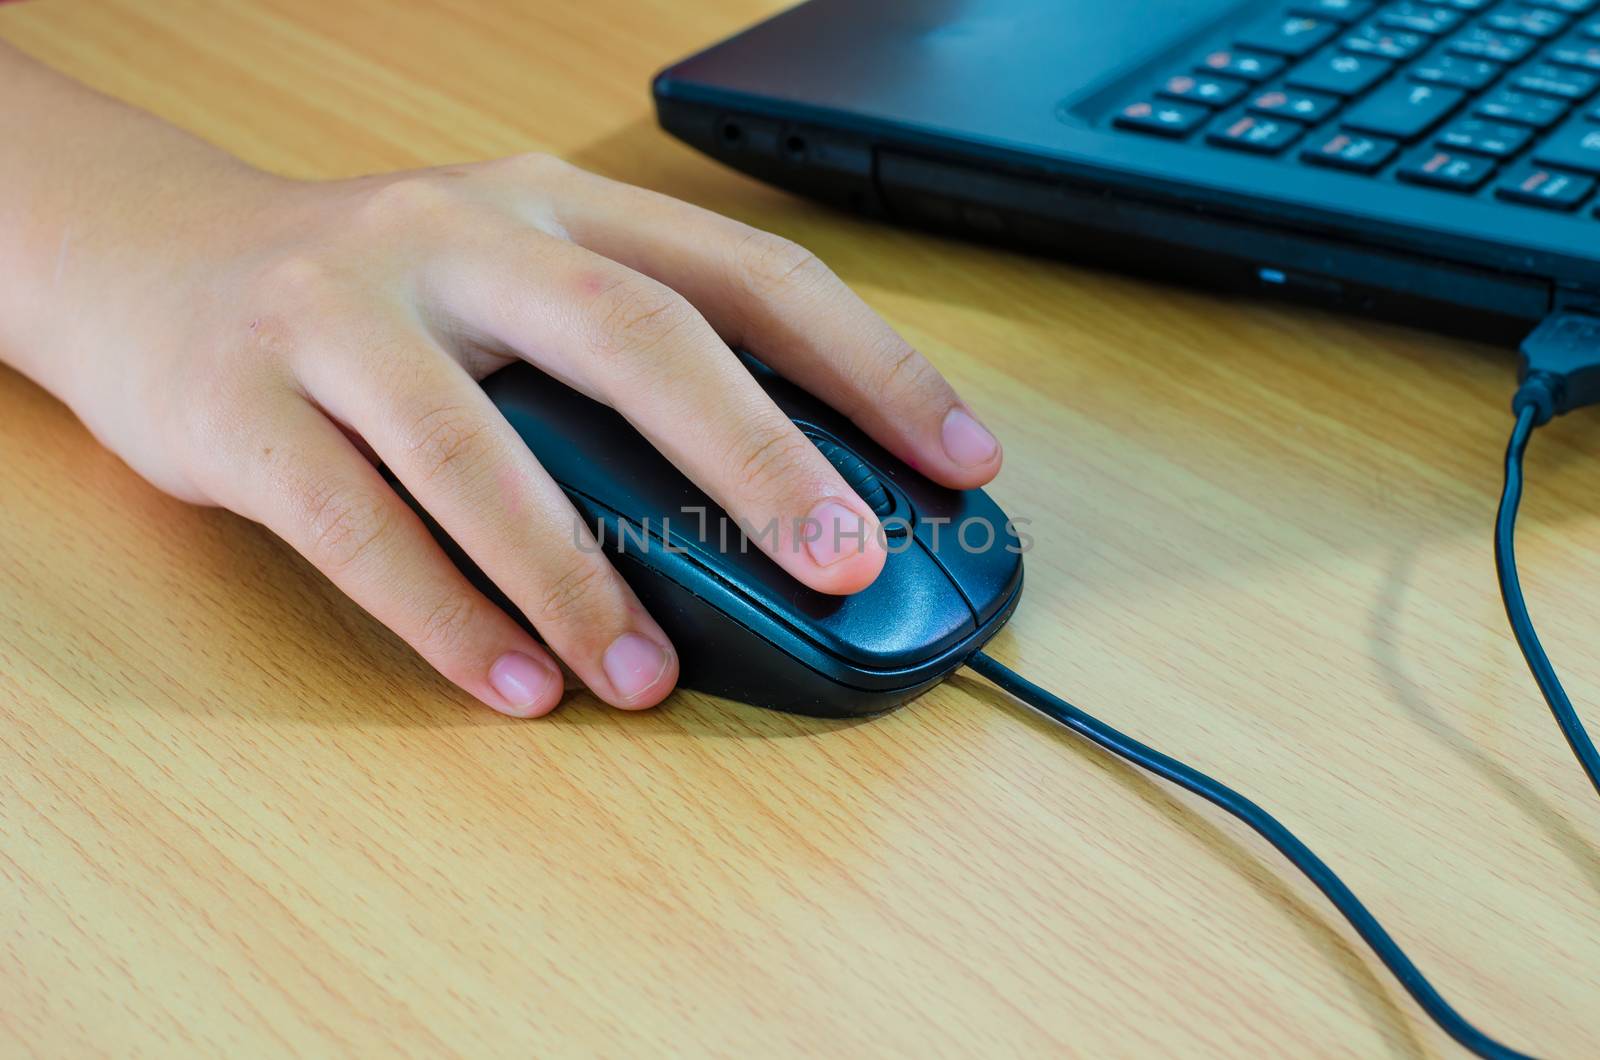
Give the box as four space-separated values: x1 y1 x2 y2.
966 650 1531 1059
963 314 1600 1057
1500 311 1600 802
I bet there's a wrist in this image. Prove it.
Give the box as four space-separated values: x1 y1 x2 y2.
1 158 296 400
0 42 302 401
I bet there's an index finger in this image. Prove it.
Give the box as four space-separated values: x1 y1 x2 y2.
542 168 1003 490
428 233 890 597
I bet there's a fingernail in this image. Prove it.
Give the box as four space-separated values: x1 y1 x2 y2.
805 499 870 568
603 632 668 703
941 407 999 467
489 651 560 717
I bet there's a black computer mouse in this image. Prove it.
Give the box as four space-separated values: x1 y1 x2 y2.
400 353 1023 718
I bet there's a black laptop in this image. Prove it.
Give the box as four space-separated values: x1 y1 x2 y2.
652 0 1600 345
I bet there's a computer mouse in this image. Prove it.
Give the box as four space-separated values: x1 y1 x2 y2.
399 352 1023 718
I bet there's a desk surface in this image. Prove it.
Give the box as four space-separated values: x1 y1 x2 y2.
3 1 1598 1056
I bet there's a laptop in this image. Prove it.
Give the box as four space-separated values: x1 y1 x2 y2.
651 0 1600 346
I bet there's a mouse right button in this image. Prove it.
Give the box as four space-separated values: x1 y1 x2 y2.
913 487 1023 624
795 540 975 669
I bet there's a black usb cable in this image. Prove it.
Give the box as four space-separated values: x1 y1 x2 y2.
1502 312 1600 800
967 312 1600 1059
968 650 1530 1059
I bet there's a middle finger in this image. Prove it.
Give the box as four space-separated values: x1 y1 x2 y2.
430 232 889 595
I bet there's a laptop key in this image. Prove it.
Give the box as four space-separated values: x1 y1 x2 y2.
1302 128 1400 170
1548 42 1600 71
1396 147 1498 189
1379 2 1466 35
1494 160 1597 205
1236 13 1339 56
1410 50 1503 89
1287 49 1394 94
1532 121 1600 172
1159 73 1250 107
1343 23 1429 59
1483 6 1570 37
1447 27 1538 63
1114 99 1210 137
1530 0 1598 13
1198 49 1287 81
1293 0 1375 21
1513 62 1600 98
1207 111 1307 153
1476 87 1570 125
1250 85 1342 121
1437 117 1535 155
1422 0 1494 9
1341 80 1465 138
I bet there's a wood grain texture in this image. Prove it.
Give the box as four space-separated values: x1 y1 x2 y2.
2 1 1597 1056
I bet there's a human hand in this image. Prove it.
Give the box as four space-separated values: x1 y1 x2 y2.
20 153 1003 717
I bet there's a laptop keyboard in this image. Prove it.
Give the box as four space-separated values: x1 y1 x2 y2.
1110 0 1600 212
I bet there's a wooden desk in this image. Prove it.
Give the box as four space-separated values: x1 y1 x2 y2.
2 2 1597 1055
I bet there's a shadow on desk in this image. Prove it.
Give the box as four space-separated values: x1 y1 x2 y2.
61 490 870 742
1373 546 1600 900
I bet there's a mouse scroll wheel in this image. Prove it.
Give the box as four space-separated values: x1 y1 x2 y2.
806 433 894 517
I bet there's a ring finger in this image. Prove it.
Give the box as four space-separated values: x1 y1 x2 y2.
298 327 680 710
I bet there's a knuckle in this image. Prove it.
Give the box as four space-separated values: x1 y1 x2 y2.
734 231 829 298
355 175 459 231
729 420 817 500
506 150 571 179
255 255 341 312
847 333 947 421
414 594 480 661
229 258 347 376
587 277 697 364
532 557 611 630
870 340 935 399
400 403 493 485
237 260 349 363
297 479 395 577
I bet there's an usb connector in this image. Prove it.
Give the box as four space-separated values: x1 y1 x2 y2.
1515 310 1600 425
1499 311 1600 805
